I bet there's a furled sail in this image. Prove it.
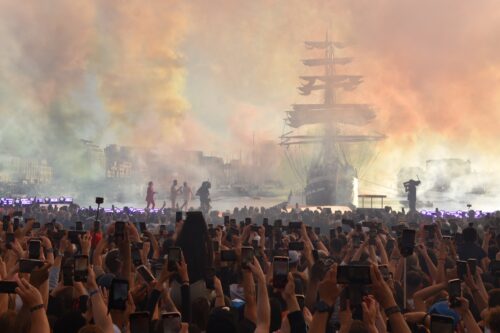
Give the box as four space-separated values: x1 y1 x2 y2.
302 58 352 66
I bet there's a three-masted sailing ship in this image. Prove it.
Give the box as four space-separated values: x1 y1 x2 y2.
280 33 384 207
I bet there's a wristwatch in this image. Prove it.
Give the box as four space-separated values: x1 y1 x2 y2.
315 300 333 313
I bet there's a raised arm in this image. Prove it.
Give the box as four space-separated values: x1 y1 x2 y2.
248 258 270 333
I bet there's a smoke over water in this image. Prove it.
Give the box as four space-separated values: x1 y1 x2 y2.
1 0 499 209
0 0 188 180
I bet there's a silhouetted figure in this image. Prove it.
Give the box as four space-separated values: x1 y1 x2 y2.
196 181 211 213
180 181 193 211
146 181 156 209
170 179 180 209
404 179 421 212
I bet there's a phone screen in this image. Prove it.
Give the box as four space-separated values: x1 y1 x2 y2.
273 257 289 289
19 259 43 273
241 247 254 268
175 212 183 222
115 222 125 241
129 312 150 333
467 259 477 275
220 250 237 262
110 279 129 310
456 261 467 280
168 248 181 271
63 265 74 286
402 229 416 246
28 240 41 259
74 256 89 282
75 221 83 231
137 265 155 283
337 265 372 285
289 241 304 251
448 280 461 298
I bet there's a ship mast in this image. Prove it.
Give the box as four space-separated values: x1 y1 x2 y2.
279 33 384 147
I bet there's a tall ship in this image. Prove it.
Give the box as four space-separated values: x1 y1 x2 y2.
280 33 384 207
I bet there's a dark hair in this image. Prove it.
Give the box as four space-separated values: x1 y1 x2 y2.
53 311 87 333
463 227 477 243
191 297 210 331
489 289 500 308
176 211 213 282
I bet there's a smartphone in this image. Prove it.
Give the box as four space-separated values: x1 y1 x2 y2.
75 221 83 231
32 222 41 229
167 247 182 271
94 220 100 232
448 278 461 308
208 227 216 238
13 218 19 231
95 197 104 205
314 227 321 236
28 239 42 259
212 240 220 253
400 229 416 257
296 294 305 310
0 281 18 294
220 250 237 262
337 265 372 285
162 312 181 333
288 221 302 231
430 314 454 333
245 218 252 226
62 264 74 286
131 246 142 267
139 222 147 233
129 312 150 333
68 230 85 244
369 229 377 246
491 260 500 276
19 259 43 273
45 222 55 232
274 220 282 228
386 239 395 253
456 260 467 280
6 232 14 248
109 279 129 310
175 211 183 222
74 255 89 282
137 265 155 284
289 241 305 251
251 224 260 232
115 221 125 242
467 259 477 276
2 220 8 231
379 265 390 281
241 246 254 269
273 256 289 289
223 216 230 226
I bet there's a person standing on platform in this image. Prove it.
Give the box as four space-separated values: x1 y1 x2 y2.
180 181 193 211
146 181 156 209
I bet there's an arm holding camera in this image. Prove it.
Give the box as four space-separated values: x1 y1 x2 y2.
464 267 487 312
376 236 389 265
282 273 307 333
415 243 438 282
16 277 50 333
248 258 270 333
242 265 258 324
370 264 411 333
412 281 447 312
308 265 340 333
86 266 114 333
455 297 482 333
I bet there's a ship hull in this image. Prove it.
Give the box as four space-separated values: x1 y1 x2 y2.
305 165 358 206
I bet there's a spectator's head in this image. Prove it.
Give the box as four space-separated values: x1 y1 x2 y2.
206 308 237 333
148 181 153 186
78 325 105 333
53 311 87 333
463 226 478 243
176 211 213 282
173 179 178 185
486 306 500 333
406 270 423 293
489 289 500 308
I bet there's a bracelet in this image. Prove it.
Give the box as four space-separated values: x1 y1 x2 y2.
30 304 44 313
89 289 99 297
384 305 401 317
182 280 189 285
46 248 54 253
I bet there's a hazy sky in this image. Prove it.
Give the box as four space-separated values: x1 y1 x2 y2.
1 0 500 187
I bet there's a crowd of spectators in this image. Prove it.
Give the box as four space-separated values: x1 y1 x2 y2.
0 200 499 333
